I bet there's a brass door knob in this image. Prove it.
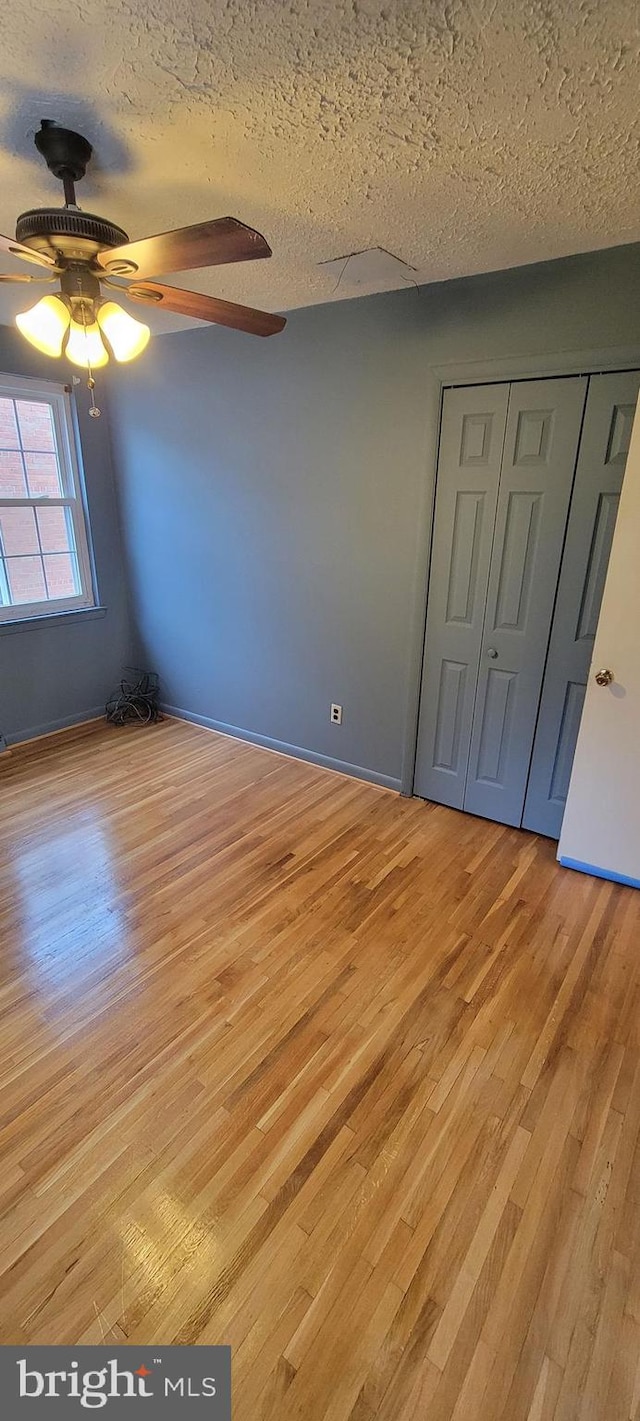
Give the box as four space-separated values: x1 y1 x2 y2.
595 668 614 686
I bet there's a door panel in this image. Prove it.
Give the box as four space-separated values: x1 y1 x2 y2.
446 492 487 624
475 668 516 782
522 371 640 837
549 681 586 803
432 660 467 772
413 384 509 807
463 376 588 826
576 493 620 639
494 491 542 629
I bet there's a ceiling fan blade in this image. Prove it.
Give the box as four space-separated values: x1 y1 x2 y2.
124 280 286 337
0 233 57 269
0 272 56 283
98 218 272 280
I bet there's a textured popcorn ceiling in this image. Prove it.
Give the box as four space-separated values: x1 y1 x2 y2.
0 0 638 334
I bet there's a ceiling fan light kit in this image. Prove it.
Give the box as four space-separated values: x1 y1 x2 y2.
15 292 69 357
2 120 286 413
97 301 151 361
17 286 150 368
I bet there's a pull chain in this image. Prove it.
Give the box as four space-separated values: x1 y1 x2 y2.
88 375 101 419
80 299 101 418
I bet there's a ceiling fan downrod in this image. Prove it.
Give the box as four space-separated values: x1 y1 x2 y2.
34 119 93 208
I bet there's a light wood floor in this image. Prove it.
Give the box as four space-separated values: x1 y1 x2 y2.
1 718 639 1419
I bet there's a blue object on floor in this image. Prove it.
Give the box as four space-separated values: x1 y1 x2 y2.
558 856 640 890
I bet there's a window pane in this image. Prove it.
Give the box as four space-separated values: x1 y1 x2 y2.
0 449 27 497
16 400 56 451
24 451 62 497
0 506 39 555
37 505 74 553
0 398 19 450
6 555 46 604
44 553 78 599
0 384 94 621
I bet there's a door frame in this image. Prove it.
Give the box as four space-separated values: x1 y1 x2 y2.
403 343 640 797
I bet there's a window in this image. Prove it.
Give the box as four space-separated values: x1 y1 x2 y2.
0 375 95 623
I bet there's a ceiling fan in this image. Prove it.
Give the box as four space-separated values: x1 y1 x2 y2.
1 120 286 412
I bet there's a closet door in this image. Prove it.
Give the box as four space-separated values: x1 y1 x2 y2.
522 371 640 837
413 384 509 808
463 376 588 826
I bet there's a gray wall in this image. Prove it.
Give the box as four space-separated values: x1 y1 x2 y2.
0 328 135 743
108 243 640 787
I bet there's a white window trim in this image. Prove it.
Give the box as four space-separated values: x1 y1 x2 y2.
0 372 96 623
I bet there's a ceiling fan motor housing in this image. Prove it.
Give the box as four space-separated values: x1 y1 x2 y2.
15 208 129 265
17 121 128 264
35 121 93 181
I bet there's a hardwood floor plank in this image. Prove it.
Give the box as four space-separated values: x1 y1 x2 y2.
1 718 639 1418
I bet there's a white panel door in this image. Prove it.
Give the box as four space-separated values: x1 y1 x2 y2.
559 399 640 883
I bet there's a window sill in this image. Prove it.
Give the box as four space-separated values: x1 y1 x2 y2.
0 606 107 636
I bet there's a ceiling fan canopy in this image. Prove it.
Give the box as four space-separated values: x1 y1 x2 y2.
1 119 286 396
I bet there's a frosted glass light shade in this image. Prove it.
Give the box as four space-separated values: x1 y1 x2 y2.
15 295 70 357
97 301 150 361
65 319 109 370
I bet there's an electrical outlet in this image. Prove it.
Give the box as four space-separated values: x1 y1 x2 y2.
330 703 343 725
